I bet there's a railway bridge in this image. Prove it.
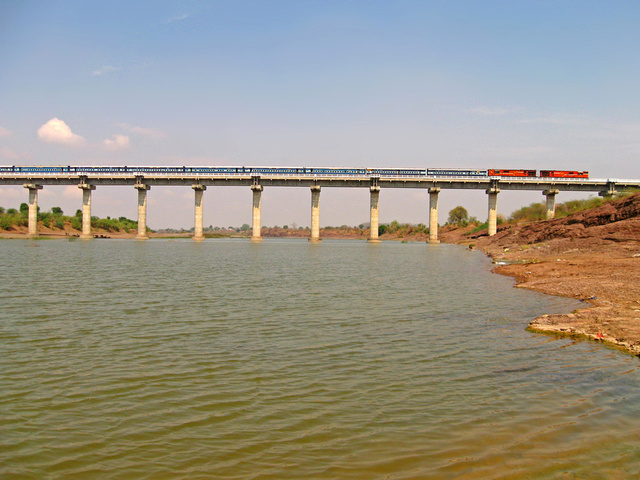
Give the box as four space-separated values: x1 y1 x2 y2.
1 169 639 241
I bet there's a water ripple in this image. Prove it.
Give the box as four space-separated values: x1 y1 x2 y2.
1 239 639 479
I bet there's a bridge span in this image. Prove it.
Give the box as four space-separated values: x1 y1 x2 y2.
1 170 638 241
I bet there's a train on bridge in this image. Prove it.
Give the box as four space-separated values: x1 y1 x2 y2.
0 165 589 178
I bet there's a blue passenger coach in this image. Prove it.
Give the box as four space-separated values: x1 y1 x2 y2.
75 166 127 173
427 168 488 177
369 168 426 176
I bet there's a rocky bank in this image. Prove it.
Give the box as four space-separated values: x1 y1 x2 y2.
441 193 640 356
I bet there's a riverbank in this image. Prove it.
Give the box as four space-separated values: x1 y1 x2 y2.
0 224 422 241
440 192 640 356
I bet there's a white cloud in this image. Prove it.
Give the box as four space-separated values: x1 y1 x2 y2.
0 126 11 137
37 118 86 146
91 65 120 76
103 134 130 150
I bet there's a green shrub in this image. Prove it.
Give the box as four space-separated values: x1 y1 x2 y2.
510 203 546 222
471 222 488 233
71 217 82 230
0 215 13 230
556 197 605 218
448 206 469 225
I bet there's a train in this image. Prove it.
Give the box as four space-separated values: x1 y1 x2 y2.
0 165 589 178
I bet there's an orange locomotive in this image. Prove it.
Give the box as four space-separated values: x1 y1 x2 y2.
540 170 589 178
488 169 537 177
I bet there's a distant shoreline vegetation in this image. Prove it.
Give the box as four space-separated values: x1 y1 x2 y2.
0 204 141 234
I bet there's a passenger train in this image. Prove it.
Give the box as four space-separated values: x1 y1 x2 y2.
0 165 589 178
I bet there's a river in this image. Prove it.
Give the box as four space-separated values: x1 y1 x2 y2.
1 238 639 479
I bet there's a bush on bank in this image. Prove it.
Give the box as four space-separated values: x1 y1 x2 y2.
378 220 428 236
508 195 628 223
0 205 139 233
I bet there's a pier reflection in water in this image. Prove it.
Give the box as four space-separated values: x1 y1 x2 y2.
1 239 639 479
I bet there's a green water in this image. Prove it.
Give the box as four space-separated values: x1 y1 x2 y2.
1 239 639 479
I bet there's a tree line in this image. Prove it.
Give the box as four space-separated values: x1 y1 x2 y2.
0 204 139 233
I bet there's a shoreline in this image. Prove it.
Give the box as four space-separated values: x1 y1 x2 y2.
486 250 640 357
446 238 640 357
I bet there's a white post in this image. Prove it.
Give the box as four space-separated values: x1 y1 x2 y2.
486 188 500 236
23 184 43 238
251 184 263 242
135 183 150 240
192 184 206 241
543 189 559 219
428 187 440 243
79 183 96 239
309 186 321 243
368 186 381 243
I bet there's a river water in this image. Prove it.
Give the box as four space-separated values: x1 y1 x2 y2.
1 238 639 479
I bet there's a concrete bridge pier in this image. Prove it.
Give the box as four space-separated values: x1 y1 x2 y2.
599 181 618 198
309 185 321 243
428 187 441 243
486 187 500 236
135 183 150 240
23 184 43 238
251 184 264 242
79 183 96 239
543 189 559 219
192 184 206 241
368 185 381 243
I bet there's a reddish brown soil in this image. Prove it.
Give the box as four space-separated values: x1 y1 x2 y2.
441 193 640 356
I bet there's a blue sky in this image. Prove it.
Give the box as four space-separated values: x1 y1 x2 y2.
1 0 640 228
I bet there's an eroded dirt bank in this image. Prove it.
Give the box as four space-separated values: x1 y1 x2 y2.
441 193 640 356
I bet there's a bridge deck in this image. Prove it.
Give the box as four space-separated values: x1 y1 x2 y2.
1 173 637 192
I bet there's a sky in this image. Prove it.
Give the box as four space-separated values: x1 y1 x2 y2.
1 0 640 229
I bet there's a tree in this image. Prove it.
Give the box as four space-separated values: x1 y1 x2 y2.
19 203 29 215
448 206 469 225
51 206 63 215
